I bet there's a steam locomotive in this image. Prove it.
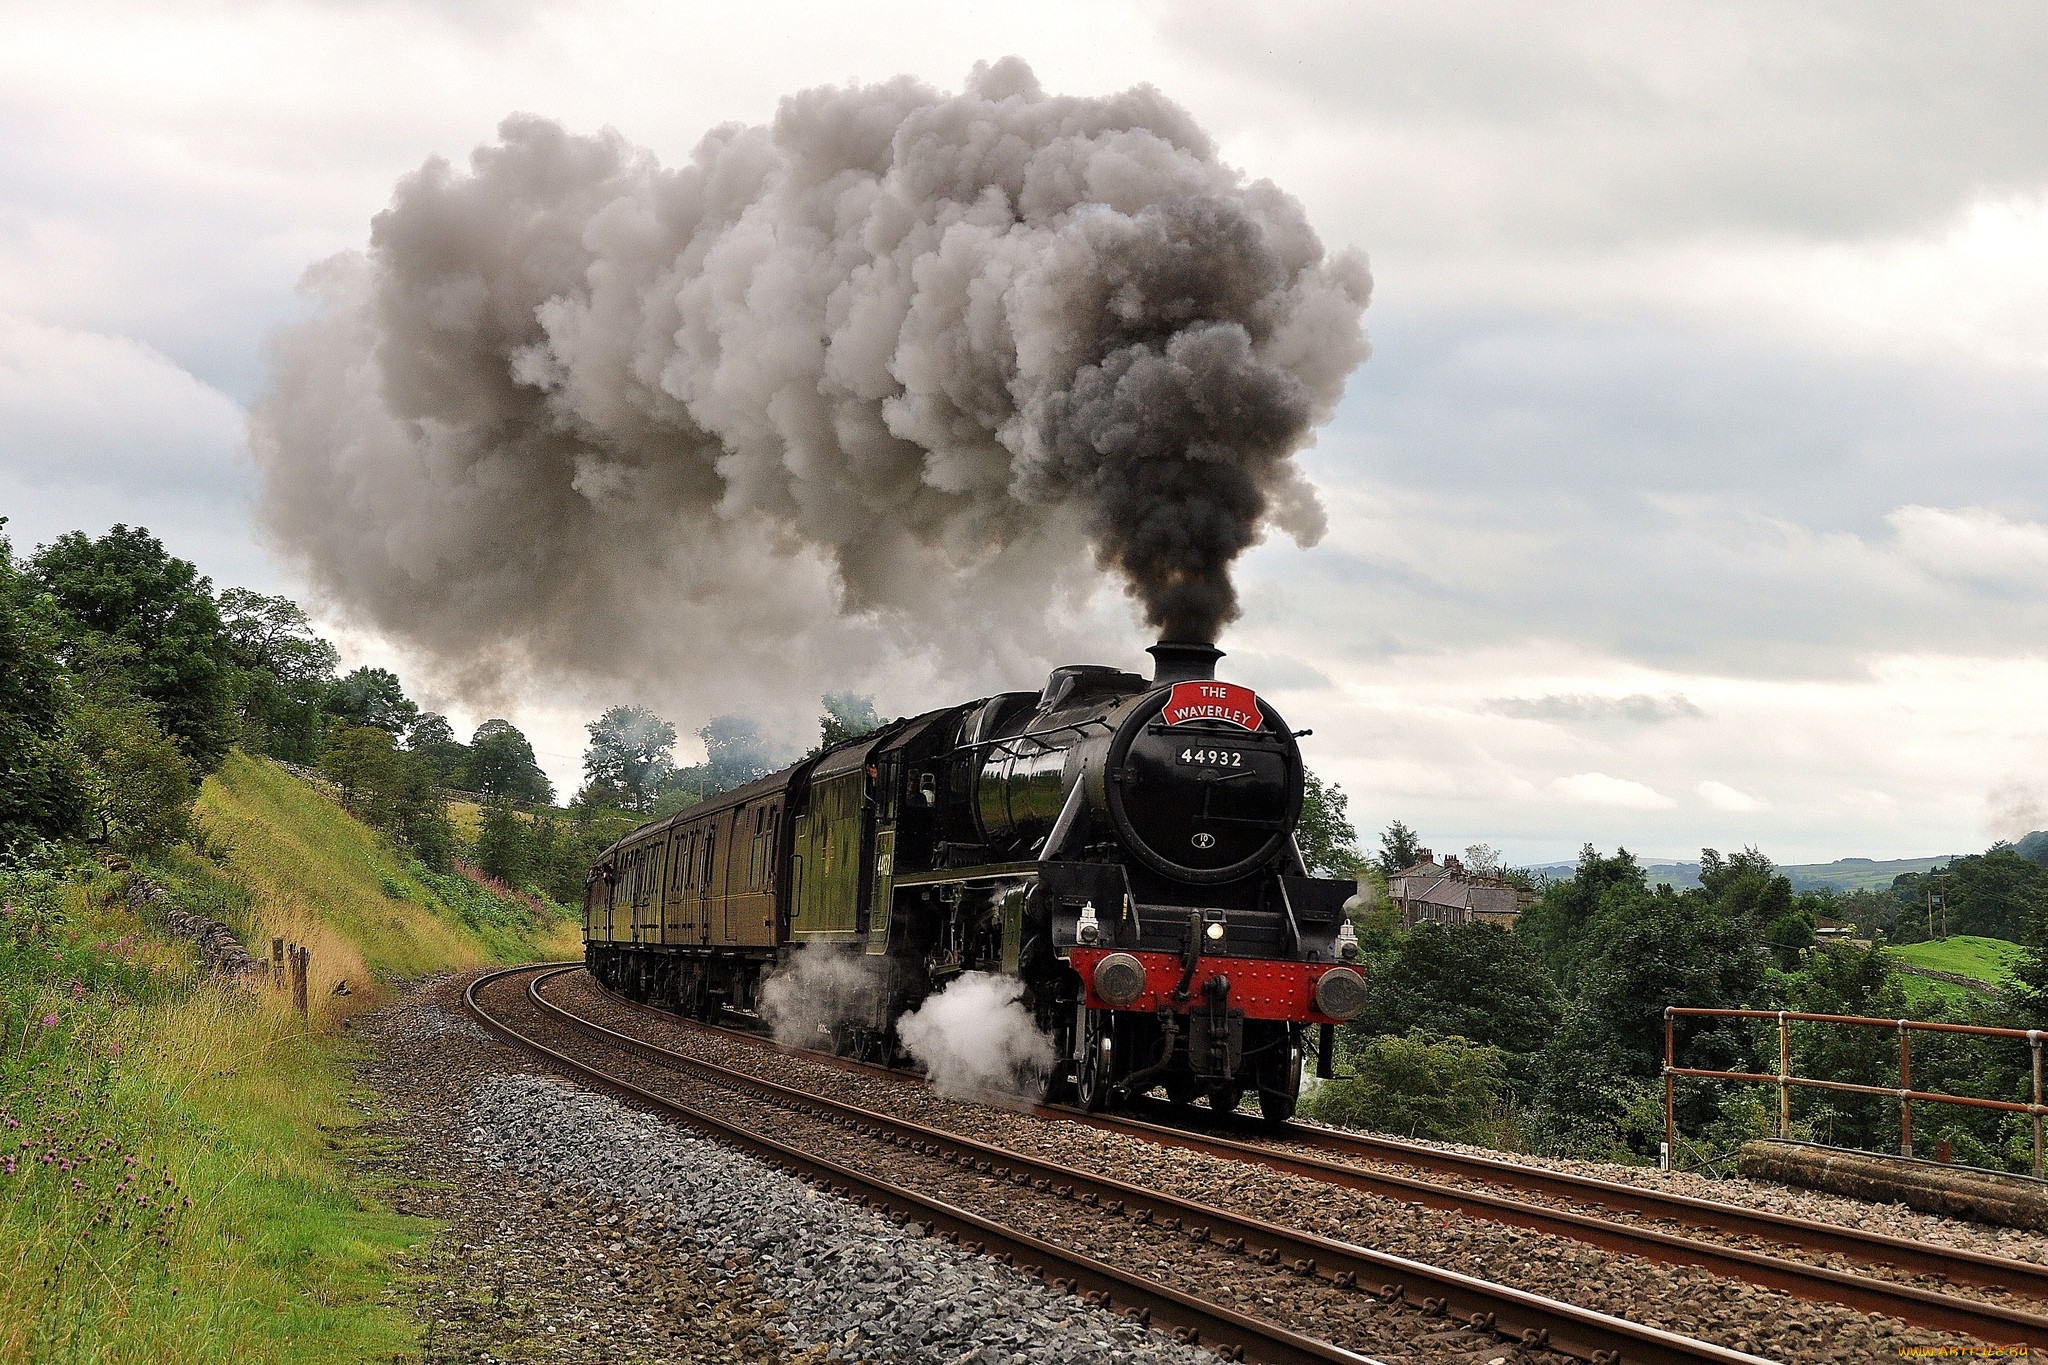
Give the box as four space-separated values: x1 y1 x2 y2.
582 641 1367 1123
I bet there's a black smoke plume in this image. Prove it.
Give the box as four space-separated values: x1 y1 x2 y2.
252 58 1369 712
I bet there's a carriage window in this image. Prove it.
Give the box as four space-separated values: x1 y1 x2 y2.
701 829 715 891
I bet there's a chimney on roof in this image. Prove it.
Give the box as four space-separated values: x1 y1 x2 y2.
1416 848 1433 865
1444 855 1464 874
1147 640 1223 686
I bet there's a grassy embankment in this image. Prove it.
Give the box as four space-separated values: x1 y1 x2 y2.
0 752 577 1364
1888 935 2025 1011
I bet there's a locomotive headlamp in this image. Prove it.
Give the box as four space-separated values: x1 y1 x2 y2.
1336 920 1361 961
1204 921 1225 942
1092 952 1148 1007
1314 967 1369 1021
1076 901 1102 946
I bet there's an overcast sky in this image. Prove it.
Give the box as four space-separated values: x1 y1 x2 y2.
5 0 2047 865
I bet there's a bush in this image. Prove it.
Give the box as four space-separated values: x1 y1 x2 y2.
67 702 197 853
1302 1030 1509 1143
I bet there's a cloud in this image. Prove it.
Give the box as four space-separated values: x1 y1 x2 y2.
0 314 245 493
1888 505 2048 587
0 313 279 587
1548 772 1676 810
1488 692 1703 725
1167 2 2048 248
1696 780 1767 813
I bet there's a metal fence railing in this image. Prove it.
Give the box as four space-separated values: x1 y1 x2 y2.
1662 1006 2047 1176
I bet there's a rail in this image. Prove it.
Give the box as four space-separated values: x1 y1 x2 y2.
473 964 1783 1365
606 982 2048 1341
1662 1006 2048 1173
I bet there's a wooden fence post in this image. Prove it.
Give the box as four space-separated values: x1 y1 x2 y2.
1777 1011 1792 1139
290 944 309 1019
271 937 285 990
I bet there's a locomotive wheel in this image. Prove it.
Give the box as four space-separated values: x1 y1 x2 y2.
1075 1008 1112 1112
1258 1043 1303 1126
1026 1057 1073 1106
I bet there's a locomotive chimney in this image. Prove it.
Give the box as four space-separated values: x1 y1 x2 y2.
1147 640 1223 686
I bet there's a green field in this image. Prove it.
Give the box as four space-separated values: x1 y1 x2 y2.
1891 935 2025 989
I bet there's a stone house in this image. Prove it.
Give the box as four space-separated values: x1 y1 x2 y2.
1385 850 1524 929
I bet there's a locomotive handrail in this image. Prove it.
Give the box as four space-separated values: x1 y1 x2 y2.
946 717 1114 759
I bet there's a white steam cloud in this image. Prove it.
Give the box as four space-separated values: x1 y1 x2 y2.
757 943 882 1048
895 971 1055 1102
252 57 1370 714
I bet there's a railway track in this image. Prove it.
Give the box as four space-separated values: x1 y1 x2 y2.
576 969 2048 1351
468 962 1785 1365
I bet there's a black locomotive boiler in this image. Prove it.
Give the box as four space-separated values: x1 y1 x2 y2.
583 640 1367 1122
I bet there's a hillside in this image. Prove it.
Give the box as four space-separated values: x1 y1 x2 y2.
199 753 582 999
1528 852 1965 892
2 754 576 1362
1888 935 2025 1009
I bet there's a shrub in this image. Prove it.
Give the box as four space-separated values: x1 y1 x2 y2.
1302 1029 1509 1143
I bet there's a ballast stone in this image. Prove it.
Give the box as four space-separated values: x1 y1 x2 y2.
467 1073 1216 1365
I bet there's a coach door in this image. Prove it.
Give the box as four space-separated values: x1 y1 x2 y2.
726 799 779 947
729 806 745 945
662 830 690 944
698 824 717 945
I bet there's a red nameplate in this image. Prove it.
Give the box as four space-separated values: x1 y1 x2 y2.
1162 681 1263 731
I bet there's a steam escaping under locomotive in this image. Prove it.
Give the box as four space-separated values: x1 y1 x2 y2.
582 640 1367 1123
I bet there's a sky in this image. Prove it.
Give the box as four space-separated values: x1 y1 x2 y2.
4 0 2047 866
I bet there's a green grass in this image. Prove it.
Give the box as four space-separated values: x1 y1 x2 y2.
0 750 582 1363
1890 935 2025 988
1 872 425 1364
1896 972 1978 1011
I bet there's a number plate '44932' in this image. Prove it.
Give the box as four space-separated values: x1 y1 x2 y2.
1179 748 1243 767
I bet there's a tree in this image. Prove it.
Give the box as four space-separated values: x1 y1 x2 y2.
324 666 419 736
406 712 455 749
1462 843 1503 876
1297 770 1362 876
30 525 237 770
1914 850 2048 941
404 712 469 784
1359 921 1562 1089
66 701 196 853
1375 819 1421 876
218 588 339 762
669 715 776 801
462 720 553 804
1533 874 1768 1155
321 726 398 809
817 692 885 752
1515 844 1650 988
320 725 452 868
217 588 338 682
476 802 532 887
1302 1030 1510 1143
0 526 92 854
582 705 677 811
